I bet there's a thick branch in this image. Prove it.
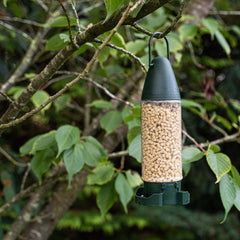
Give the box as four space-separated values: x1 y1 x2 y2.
3 181 57 240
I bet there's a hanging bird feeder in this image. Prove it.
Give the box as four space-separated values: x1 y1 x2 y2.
135 32 190 207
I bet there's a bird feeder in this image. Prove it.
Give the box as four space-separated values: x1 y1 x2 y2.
135 32 190 207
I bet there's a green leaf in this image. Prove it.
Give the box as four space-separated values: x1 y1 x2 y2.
31 149 55 183
63 142 85 184
219 174 236 223
3 0 8 7
7 86 25 99
231 165 240 188
104 0 128 20
74 43 94 56
125 170 143 188
182 147 204 164
232 25 240 36
127 126 141 145
89 100 115 109
126 40 146 55
131 106 141 117
179 24 198 42
216 115 232 130
54 94 71 112
31 90 51 112
206 150 231 183
24 72 36 82
182 99 204 113
20 135 40 156
209 144 221 153
234 182 240 211
129 135 141 163
83 136 107 167
97 180 116 215
97 46 110 67
55 125 81 157
202 18 220 38
215 30 230 56
47 16 77 27
182 163 191 177
110 32 126 49
167 32 183 53
100 110 122 135
155 40 168 59
32 131 56 153
115 173 133 213
45 33 69 51
88 164 114 185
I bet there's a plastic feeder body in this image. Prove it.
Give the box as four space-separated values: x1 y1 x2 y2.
135 54 190 207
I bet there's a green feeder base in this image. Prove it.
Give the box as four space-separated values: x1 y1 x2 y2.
135 181 190 207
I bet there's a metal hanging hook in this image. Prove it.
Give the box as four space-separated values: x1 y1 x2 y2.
149 32 170 67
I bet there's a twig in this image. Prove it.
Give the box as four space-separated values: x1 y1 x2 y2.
21 163 31 191
186 131 240 149
0 9 62 96
0 0 138 129
0 16 40 27
84 81 92 131
66 102 85 114
108 150 129 159
70 0 81 33
0 91 14 103
132 22 152 36
120 141 126 170
86 77 134 107
0 21 32 41
33 0 49 12
182 130 206 153
57 0 75 47
132 0 189 38
0 167 65 214
202 115 228 137
0 146 27 167
209 10 240 16
187 41 206 70
0 183 38 216
3 181 57 240
94 38 147 73
161 0 189 38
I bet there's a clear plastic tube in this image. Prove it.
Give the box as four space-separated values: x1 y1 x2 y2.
141 100 182 182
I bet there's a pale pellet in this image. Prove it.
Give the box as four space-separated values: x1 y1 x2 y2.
141 101 182 182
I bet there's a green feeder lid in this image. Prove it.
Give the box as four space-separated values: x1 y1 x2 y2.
141 32 180 101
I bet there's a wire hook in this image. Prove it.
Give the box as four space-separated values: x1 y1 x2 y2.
149 32 170 67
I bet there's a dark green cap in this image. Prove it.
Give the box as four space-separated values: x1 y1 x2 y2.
141 56 180 101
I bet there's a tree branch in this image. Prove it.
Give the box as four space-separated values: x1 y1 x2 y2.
0 0 169 133
0 20 32 41
185 131 240 149
3 180 57 240
70 0 81 33
57 0 75 47
0 9 63 97
94 38 147 73
132 0 189 38
0 146 27 167
182 130 206 153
